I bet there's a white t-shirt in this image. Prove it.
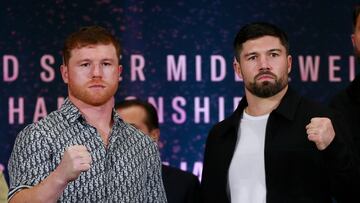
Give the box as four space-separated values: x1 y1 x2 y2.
228 110 269 203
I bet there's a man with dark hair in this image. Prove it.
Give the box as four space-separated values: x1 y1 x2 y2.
116 99 201 203
330 5 360 159
8 26 166 202
201 22 358 202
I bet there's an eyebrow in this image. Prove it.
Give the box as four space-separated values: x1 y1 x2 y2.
268 48 282 53
101 58 116 61
243 52 257 58
76 58 116 63
243 48 282 57
76 59 91 63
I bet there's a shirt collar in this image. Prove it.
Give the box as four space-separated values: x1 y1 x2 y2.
59 98 83 123
112 109 125 126
236 86 300 122
272 87 301 121
60 98 125 125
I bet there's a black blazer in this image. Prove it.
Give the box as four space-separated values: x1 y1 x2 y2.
330 74 360 159
201 87 358 203
162 165 200 203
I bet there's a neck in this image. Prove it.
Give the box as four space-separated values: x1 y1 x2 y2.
245 85 288 116
69 95 114 145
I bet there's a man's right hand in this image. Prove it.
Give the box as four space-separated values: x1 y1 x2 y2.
9 145 92 203
55 145 92 183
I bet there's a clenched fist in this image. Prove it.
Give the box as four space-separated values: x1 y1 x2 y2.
55 145 92 183
306 117 335 150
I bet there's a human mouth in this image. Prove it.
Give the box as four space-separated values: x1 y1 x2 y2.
258 75 274 80
89 83 106 89
255 72 276 81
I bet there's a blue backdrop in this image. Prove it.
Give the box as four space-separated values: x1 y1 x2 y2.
1 0 359 182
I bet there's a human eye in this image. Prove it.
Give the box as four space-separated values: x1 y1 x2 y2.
247 55 257 61
102 61 113 68
270 52 280 57
80 62 91 68
269 49 281 57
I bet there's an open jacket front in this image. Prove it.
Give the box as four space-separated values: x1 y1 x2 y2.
201 87 359 203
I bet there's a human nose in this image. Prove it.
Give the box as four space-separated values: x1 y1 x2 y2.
91 63 103 77
258 55 270 71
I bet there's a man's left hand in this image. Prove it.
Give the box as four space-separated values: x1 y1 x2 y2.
306 117 335 150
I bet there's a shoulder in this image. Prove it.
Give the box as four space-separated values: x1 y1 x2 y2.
12 123 39 152
115 120 159 154
12 109 66 153
120 121 155 144
162 165 198 179
162 165 199 184
330 88 359 121
298 96 334 117
208 108 241 139
15 110 57 143
282 88 333 117
36 109 68 130
276 87 333 119
330 89 351 108
273 88 340 128
330 74 360 109
209 117 233 135
203 103 244 155
23 109 66 134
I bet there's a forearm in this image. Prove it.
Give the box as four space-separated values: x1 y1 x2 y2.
9 169 68 203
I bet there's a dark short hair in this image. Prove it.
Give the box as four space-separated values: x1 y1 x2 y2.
233 22 289 61
353 5 360 29
62 25 121 66
115 99 159 130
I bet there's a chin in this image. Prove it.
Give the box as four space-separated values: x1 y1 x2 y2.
74 94 113 106
69 85 117 106
88 95 113 106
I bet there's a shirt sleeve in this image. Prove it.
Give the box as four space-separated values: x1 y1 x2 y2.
146 143 167 203
7 124 53 200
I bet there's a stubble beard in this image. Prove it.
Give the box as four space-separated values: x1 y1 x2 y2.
69 81 118 106
246 73 288 98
